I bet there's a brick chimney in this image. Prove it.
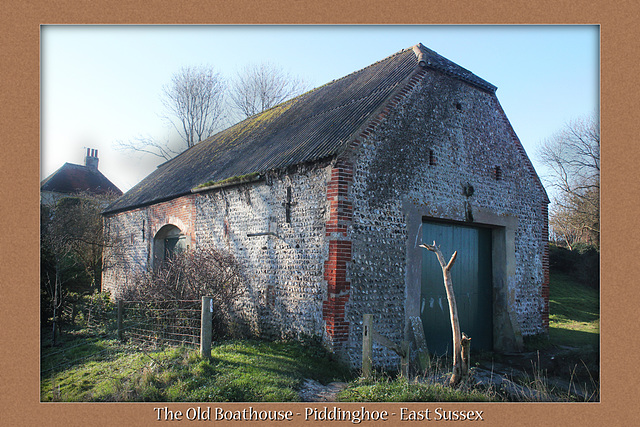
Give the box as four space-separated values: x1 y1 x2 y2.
85 148 99 170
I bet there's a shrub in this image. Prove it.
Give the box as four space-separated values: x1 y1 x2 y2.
573 244 599 288
75 292 117 330
120 247 245 338
548 243 599 288
549 244 579 274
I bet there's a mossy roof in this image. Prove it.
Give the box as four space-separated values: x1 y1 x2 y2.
104 43 495 214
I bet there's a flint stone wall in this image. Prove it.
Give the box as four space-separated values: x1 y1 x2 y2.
102 67 547 369
341 69 547 368
102 164 333 341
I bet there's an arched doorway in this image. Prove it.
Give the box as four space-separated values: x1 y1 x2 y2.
153 224 187 267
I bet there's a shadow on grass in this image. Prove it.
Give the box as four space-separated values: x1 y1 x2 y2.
548 300 599 323
549 326 599 348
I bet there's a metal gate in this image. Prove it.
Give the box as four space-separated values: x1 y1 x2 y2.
421 221 493 355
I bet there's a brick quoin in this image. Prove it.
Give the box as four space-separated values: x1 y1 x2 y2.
323 160 353 347
541 202 550 331
322 294 351 342
321 69 429 350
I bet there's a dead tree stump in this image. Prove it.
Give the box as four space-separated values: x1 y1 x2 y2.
420 241 471 386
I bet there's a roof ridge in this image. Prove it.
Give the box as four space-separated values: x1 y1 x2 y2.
146 42 494 173
156 47 419 171
247 47 418 132
413 42 497 92
311 47 414 90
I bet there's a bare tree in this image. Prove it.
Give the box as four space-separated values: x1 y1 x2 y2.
229 62 306 119
114 66 226 160
41 192 119 345
420 241 471 386
538 116 600 247
113 135 182 162
548 203 582 250
163 65 226 149
115 63 304 160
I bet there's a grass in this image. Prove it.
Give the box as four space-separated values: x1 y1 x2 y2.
337 374 500 402
514 271 600 401
547 271 600 400
338 269 600 402
41 338 351 402
194 172 261 190
42 269 599 402
548 272 599 348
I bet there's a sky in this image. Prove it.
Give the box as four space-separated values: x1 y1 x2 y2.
41 25 599 194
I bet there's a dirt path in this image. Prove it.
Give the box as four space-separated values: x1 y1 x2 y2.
299 379 348 402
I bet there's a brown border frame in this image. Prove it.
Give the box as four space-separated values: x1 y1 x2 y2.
2 1 634 425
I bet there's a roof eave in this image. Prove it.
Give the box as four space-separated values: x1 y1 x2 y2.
102 190 193 216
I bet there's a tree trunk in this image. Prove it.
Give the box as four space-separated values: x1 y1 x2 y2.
420 241 470 386
52 269 60 347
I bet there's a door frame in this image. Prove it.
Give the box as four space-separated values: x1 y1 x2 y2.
403 199 524 353
420 219 494 355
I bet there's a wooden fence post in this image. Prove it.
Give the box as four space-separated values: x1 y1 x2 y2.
117 300 124 341
410 316 431 373
362 314 373 378
200 296 213 359
363 314 412 378
400 340 410 378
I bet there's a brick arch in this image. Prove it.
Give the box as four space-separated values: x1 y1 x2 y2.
151 216 188 238
151 222 189 268
154 223 182 240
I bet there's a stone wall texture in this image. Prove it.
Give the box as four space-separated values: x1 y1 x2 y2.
193 165 331 340
338 68 548 368
103 164 334 342
102 66 548 369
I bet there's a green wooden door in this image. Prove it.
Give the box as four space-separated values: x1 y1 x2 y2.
164 236 179 259
421 221 493 355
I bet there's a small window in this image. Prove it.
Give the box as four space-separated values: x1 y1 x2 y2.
285 186 293 223
429 149 436 166
494 166 502 181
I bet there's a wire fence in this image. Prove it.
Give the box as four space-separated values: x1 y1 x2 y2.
60 296 115 330
41 295 120 375
121 299 202 349
41 298 204 376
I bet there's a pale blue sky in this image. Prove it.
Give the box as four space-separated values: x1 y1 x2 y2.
41 25 599 193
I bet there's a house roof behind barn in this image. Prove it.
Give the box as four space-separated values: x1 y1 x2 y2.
41 162 123 197
104 43 497 214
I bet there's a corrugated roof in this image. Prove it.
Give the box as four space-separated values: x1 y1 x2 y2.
41 162 123 196
105 43 496 214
